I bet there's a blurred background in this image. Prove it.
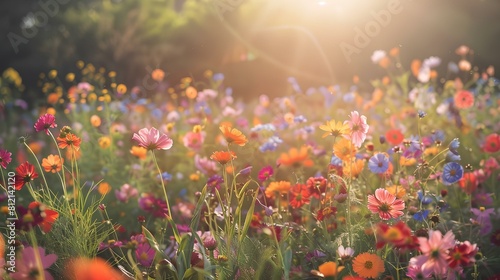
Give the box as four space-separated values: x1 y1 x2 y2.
1 0 500 99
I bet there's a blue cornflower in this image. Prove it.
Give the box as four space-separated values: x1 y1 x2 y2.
431 130 445 144
442 162 464 185
368 153 389 174
294 115 307 123
418 110 427 118
157 172 173 181
417 191 433 205
259 136 283 152
413 210 430 222
448 138 460 155
251 123 276 132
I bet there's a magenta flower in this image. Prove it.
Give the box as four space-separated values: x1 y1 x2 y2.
410 230 456 278
34 113 57 135
367 188 405 220
135 243 155 267
258 165 274 181
115 183 139 203
344 111 369 148
132 127 173 151
10 246 58 280
0 149 12 169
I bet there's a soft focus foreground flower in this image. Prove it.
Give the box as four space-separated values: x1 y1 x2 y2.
376 221 418 250
278 146 313 168
318 119 350 138
454 90 474 109
10 246 57 280
442 162 464 185
132 127 173 151
368 153 389 174
410 230 456 278
367 188 405 220
352 252 385 279
34 113 57 135
0 148 12 169
42 154 64 173
14 161 39 190
315 261 344 278
219 125 248 146
344 111 369 148
29 201 59 233
65 257 125 280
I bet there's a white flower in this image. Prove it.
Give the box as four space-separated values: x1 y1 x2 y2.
371 50 387 64
337 245 355 259
417 66 431 83
423 56 441 68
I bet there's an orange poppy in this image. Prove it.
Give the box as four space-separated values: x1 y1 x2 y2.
219 125 247 146
210 151 236 165
278 146 313 168
41 154 64 173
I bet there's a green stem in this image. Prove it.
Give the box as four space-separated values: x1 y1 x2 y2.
151 152 173 221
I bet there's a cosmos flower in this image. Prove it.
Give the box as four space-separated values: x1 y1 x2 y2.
41 154 64 173
288 184 311 209
28 202 58 233
333 138 357 161
368 153 390 174
258 166 274 181
454 90 474 109
219 125 247 146
132 127 173 151
385 129 404 145
411 230 456 278
135 243 155 267
0 149 12 169
318 119 350 138
14 162 38 190
344 111 369 148
34 113 57 135
352 253 385 279
210 150 236 165
278 146 313 168
10 247 58 280
442 162 464 185
57 132 82 151
367 188 405 220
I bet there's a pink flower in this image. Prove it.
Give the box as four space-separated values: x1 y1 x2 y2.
367 188 405 220
135 243 155 267
10 246 58 280
183 131 205 151
0 149 12 169
344 111 369 148
34 113 57 135
412 230 456 278
132 127 173 151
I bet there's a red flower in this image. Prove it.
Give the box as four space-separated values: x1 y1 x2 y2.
376 221 419 250
454 90 474 109
458 172 478 194
0 149 12 169
289 184 311 209
14 162 38 190
315 206 337 221
306 176 328 199
29 202 59 233
483 133 500 153
447 241 478 268
385 129 404 145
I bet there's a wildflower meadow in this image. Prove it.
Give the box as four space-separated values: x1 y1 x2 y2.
1 44 500 280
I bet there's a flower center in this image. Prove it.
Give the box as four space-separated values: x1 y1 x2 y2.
450 169 456 176
364 261 373 269
379 203 390 212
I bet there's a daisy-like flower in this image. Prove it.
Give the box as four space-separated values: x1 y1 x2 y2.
312 261 344 278
265 181 291 199
278 146 313 168
368 153 389 174
411 230 456 278
135 243 155 267
344 111 369 148
367 188 405 220
288 184 311 209
442 162 464 185
132 127 173 151
352 252 385 279
454 90 474 109
0 149 12 169
337 245 355 260
10 246 58 280
333 138 357 161
14 162 39 190
219 125 247 146
385 129 404 145
447 241 478 268
57 132 82 151
483 133 500 153
318 119 350 138
34 113 57 135
257 165 274 181
42 154 64 173
210 150 236 165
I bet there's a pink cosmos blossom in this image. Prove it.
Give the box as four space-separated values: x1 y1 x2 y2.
34 113 57 135
132 127 173 151
194 154 219 176
135 243 155 267
10 246 58 280
0 149 12 169
411 230 456 278
183 131 205 151
367 188 405 220
344 111 369 148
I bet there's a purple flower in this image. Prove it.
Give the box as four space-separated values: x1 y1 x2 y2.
258 166 274 181
449 138 460 155
207 175 223 193
471 207 494 235
368 153 389 174
10 247 57 280
135 243 155 267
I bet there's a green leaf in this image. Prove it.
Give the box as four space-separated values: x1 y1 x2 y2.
238 187 258 243
142 226 166 257
155 259 179 280
182 268 203 280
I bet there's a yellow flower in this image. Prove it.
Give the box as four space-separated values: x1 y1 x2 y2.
400 156 416 166
66 73 75 82
265 181 291 199
343 159 365 178
108 71 116 78
386 185 406 199
116 84 127 94
98 136 112 149
87 93 97 102
76 60 85 69
333 138 357 161
319 120 350 138
189 173 200 181
423 147 439 157
48 70 58 79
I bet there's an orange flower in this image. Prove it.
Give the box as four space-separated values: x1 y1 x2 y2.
57 133 81 151
130 146 147 160
278 146 313 168
400 156 416 166
343 159 365 178
314 261 344 278
265 181 291 199
90 115 101 127
333 138 357 161
210 151 236 165
454 90 474 109
41 154 63 173
411 59 421 77
185 86 198 99
65 257 125 280
29 201 58 233
98 182 111 195
389 47 400 57
385 185 406 199
319 120 350 138
378 56 390 68
151 69 165 82
219 125 247 146
352 253 385 279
